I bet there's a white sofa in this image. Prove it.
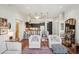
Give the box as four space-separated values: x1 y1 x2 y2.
0 30 22 54
0 42 22 54
29 35 41 48
0 35 8 41
0 35 21 54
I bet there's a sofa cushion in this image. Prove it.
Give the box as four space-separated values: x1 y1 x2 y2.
52 44 68 54
0 42 7 54
6 42 21 51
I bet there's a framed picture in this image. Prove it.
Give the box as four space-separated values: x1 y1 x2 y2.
0 18 7 27
0 17 8 35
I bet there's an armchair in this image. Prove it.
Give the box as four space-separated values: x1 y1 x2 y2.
48 35 68 54
29 35 41 48
48 35 62 48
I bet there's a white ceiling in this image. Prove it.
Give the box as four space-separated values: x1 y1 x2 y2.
10 4 70 18
1 4 79 19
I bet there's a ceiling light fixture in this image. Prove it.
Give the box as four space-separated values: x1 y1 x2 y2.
35 16 40 19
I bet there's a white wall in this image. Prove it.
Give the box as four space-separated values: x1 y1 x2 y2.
0 6 25 40
19 20 25 40
64 9 79 43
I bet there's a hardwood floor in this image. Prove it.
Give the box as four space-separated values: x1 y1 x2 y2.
21 39 78 54
21 39 49 50
21 39 29 50
21 39 51 54
41 40 49 48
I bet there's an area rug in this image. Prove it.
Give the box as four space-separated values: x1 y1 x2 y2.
22 48 53 54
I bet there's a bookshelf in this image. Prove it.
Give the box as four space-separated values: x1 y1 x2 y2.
64 18 76 47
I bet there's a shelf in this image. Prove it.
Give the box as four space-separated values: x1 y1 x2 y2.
0 27 8 29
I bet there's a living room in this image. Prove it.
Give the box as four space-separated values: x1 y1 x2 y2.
0 4 79 54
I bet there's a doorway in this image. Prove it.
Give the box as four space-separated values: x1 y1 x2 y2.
64 18 76 47
15 20 19 41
